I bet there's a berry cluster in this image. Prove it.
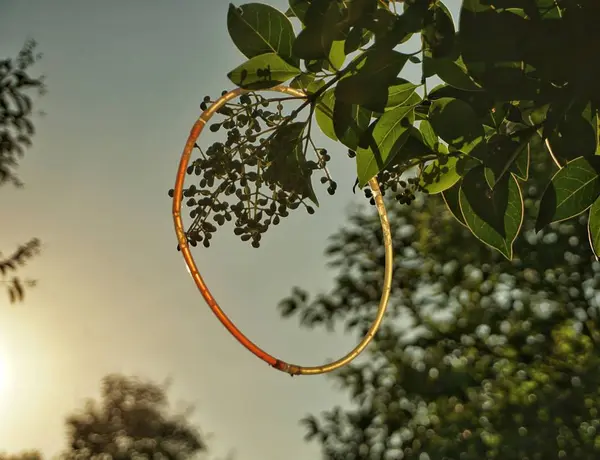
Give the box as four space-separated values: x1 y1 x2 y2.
348 148 453 206
169 91 336 249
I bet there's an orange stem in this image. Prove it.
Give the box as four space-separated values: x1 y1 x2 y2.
172 86 394 376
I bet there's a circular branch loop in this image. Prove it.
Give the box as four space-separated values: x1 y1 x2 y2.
172 85 394 375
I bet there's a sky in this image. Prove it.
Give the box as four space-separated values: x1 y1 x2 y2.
0 1 453 459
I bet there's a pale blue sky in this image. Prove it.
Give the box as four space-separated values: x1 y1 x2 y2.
0 1 454 459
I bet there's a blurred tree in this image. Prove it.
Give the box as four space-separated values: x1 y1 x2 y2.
61 374 207 460
279 151 600 459
0 39 45 303
0 452 43 460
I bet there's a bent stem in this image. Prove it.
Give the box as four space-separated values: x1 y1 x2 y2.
172 86 394 376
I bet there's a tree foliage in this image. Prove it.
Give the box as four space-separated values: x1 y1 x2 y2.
0 39 45 187
0 238 41 303
174 0 600 260
61 374 206 460
0 39 45 303
277 150 600 459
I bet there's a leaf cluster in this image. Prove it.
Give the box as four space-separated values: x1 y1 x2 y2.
0 39 45 188
184 0 600 258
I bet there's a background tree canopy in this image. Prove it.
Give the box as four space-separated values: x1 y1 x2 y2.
1 374 210 460
0 453 42 460
61 374 206 460
276 147 600 459
174 0 600 262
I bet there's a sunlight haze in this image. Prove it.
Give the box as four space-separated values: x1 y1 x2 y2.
0 1 456 459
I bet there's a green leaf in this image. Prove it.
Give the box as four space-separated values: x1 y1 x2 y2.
521 102 550 127
442 183 468 227
293 27 333 61
461 0 492 13
292 0 344 61
459 3 560 99
328 40 346 71
303 0 341 28
429 97 484 153
288 0 310 23
227 53 301 89
459 4 527 70
536 156 600 232
482 102 509 129
315 89 372 149
483 131 533 187
388 127 432 167
455 154 482 178
344 26 371 54
306 78 326 94
335 49 409 113
419 120 437 151
459 167 524 260
315 88 338 142
423 1 455 59
290 73 315 89
512 143 530 181
367 9 397 42
293 27 329 61
304 58 327 74
334 99 372 150
588 197 600 259
355 104 414 187
264 122 319 205
548 102 598 163
542 98 572 142
421 156 461 194
528 131 547 161
423 55 482 91
342 0 378 29
227 3 297 64
376 0 428 49
428 83 495 118
385 79 418 110
383 91 422 120
484 167 496 189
